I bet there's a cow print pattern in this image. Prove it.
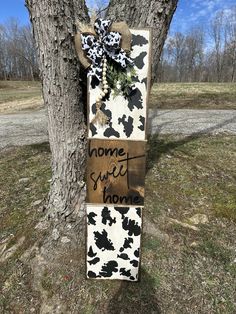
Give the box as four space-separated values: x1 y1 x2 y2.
87 205 142 281
82 19 133 81
88 29 150 140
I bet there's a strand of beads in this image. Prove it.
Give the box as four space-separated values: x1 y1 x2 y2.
96 57 109 104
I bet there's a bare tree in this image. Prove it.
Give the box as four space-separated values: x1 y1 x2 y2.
165 32 186 81
0 19 38 80
210 11 226 82
158 5 236 83
24 0 178 224
0 25 7 80
224 6 236 82
185 27 204 82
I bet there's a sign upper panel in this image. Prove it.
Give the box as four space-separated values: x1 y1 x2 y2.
88 29 151 140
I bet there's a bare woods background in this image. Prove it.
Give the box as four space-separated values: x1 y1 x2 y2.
0 6 235 83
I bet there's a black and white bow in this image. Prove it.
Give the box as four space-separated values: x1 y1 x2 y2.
81 18 133 81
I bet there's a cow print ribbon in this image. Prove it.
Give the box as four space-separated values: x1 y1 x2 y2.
81 18 133 81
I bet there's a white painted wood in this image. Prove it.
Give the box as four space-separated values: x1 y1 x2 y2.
88 29 151 140
86 205 142 281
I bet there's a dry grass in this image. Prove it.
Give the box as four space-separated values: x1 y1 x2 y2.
0 135 236 313
1 81 236 114
0 80 42 113
150 83 236 109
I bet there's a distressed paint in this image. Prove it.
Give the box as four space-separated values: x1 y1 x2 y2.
88 29 151 140
86 205 142 281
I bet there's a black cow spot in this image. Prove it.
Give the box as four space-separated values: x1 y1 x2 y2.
90 123 97 136
87 212 97 225
88 257 100 265
134 52 147 70
141 77 148 87
99 260 118 277
138 116 145 131
94 229 115 251
122 217 141 236
128 88 143 111
136 207 141 217
87 271 97 278
88 246 97 258
104 123 120 138
130 276 135 281
132 75 140 83
101 207 116 226
118 115 134 137
103 89 111 102
95 56 102 65
91 76 100 89
91 102 97 115
134 248 140 258
130 259 139 267
132 34 148 47
119 237 134 252
114 207 129 219
117 253 130 260
120 268 132 277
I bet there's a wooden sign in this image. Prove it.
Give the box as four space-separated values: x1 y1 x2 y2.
87 139 146 205
85 28 151 281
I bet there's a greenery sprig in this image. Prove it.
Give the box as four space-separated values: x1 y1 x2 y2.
106 58 136 100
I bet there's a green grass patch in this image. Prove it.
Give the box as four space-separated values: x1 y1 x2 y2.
0 143 51 285
197 239 232 265
146 134 236 221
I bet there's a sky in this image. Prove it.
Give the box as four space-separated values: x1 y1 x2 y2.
171 0 236 35
0 0 235 33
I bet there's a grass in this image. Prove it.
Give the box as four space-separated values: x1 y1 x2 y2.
0 80 42 113
150 82 236 109
0 135 235 313
0 143 51 308
0 80 42 104
147 134 236 221
1 81 236 113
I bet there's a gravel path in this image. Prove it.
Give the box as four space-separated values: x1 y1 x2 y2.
0 109 236 149
148 109 236 135
0 109 48 149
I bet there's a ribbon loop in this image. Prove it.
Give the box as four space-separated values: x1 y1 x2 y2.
80 18 133 82
94 18 112 38
81 34 98 51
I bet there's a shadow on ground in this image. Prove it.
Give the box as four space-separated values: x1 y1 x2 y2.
147 112 236 171
107 268 161 314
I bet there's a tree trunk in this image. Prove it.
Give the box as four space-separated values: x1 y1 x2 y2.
25 0 89 222
106 0 178 82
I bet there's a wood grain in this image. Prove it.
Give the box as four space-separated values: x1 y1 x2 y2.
87 139 146 205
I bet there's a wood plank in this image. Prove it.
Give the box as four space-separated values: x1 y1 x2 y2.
88 29 151 140
87 139 146 205
86 204 142 281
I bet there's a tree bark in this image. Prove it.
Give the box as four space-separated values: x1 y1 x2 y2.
106 0 178 82
25 0 89 221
